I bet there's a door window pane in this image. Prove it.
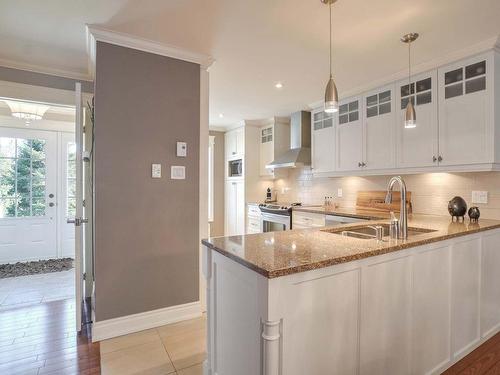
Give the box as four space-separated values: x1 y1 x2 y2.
445 68 463 85
339 104 348 115
378 90 391 104
66 142 77 218
349 111 359 122
401 96 415 110
416 91 432 106
367 106 378 118
366 95 378 107
465 61 486 79
445 83 463 99
379 102 391 115
339 114 348 124
0 137 47 217
465 76 486 94
416 78 431 93
348 100 359 111
401 83 415 97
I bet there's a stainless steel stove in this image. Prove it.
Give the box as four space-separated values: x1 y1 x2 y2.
258 203 301 232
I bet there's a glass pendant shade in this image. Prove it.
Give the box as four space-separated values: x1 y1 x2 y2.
4 99 49 125
324 76 339 113
404 101 417 128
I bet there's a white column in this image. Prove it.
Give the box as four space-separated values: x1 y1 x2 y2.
262 319 282 375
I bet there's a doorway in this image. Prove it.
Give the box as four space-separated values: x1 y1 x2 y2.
0 100 78 309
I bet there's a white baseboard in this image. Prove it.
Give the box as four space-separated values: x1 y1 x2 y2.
92 301 202 342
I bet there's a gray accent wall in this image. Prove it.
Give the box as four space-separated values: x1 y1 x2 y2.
0 66 93 93
94 41 200 321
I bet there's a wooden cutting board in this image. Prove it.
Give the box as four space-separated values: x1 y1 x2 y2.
356 191 412 213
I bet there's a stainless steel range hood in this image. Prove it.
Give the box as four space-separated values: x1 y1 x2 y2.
266 111 311 169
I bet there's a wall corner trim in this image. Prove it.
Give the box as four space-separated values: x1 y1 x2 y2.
86 24 214 79
92 301 202 342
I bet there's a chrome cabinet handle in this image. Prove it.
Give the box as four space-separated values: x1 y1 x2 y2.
67 217 88 226
358 162 363 167
433 156 437 162
438 155 443 162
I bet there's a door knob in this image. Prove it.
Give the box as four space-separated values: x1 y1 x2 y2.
49 193 54 198
49 202 55 207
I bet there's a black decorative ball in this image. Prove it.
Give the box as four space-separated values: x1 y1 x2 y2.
448 196 467 221
468 206 480 222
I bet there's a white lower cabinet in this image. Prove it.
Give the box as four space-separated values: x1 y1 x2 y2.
204 229 500 375
224 180 245 236
246 203 262 234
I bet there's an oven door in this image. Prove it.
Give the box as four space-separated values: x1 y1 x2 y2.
261 212 290 232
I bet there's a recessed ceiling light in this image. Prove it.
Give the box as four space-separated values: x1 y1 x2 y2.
275 82 283 89
219 113 224 118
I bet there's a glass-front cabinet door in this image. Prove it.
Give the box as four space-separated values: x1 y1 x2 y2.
396 70 439 168
336 96 363 171
438 52 493 166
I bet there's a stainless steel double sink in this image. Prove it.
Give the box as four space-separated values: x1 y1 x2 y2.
322 224 437 240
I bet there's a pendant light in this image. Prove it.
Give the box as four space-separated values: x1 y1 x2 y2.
4 99 49 126
322 0 339 113
401 32 419 128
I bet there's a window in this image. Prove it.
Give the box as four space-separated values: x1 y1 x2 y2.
444 60 486 99
0 137 46 218
366 90 391 118
401 77 432 109
339 100 359 125
66 142 76 218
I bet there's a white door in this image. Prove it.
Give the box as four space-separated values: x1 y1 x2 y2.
396 71 439 168
438 54 492 166
336 97 363 171
0 127 57 264
363 85 396 170
59 133 76 258
311 111 335 173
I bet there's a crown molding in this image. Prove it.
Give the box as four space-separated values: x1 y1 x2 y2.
308 34 500 109
0 57 92 82
86 24 214 79
209 125 228 132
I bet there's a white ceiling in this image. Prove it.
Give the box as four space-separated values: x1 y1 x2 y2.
1 0 500 129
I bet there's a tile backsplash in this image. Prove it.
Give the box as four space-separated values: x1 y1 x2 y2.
274 168 500 220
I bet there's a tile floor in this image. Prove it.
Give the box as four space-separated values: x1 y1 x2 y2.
100 316 206 375
0 269 75 310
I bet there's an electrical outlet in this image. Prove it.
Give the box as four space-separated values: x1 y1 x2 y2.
337 188 343 198
472 191 488 204
151 164 161 178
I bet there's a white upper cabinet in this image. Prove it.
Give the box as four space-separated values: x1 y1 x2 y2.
438 53 493 166
311 109 335 173
225 127 245 159
336 97 363 171
363 84 396 170
396 71 439 168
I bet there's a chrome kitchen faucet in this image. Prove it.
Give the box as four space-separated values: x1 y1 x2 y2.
385 176 408 240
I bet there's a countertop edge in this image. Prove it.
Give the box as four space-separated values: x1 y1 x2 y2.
202 224 500 279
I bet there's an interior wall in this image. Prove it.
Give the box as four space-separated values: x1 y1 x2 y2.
0 66 93 93
209 130 225 237
275 169 500 220
94 41 200 321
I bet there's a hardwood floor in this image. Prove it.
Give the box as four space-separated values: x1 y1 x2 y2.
443 333 500 374
0 298 100 374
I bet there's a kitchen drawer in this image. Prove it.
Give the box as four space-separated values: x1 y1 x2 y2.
247 204 262 218
292 211 326 228
247 217 262 233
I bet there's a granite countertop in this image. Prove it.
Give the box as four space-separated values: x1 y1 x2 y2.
293 205 391 220
202 214 500 279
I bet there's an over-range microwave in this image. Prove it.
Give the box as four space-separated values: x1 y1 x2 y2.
228 158 243 178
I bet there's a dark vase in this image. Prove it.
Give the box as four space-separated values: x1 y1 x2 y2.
468 206 480 222
448 196 467 222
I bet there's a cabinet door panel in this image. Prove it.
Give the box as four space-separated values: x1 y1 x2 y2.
481 232 500 337
438 54 492 166
336 97 363 171
312 126 335 173
413 246 451 374
396 72 438 168
452 238 481 357
363 86 396 170
360 256 411 375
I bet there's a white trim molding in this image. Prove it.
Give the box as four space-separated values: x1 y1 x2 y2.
92 301 202 342
86 25 214 79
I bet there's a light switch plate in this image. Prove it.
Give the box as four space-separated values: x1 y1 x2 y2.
171 166 186 180
472 190 488 204
177 142 187 157
151 164 161 178
337 188 343 198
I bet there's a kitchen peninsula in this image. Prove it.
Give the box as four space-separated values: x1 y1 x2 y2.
202 215 500 375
